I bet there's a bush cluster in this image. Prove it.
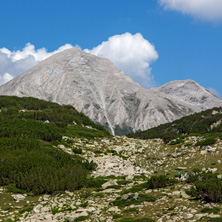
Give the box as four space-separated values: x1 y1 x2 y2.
186 172 222 202
147 175 177 189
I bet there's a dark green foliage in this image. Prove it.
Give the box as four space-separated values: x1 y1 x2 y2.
186 172 222 202
169 138 184 145
0 119 62 141
112 194 156 207
127 107 222 140
0 96 110 139
195 178 222 202
106 185 122 189
113 214 123 219
195 137 216 146
85 177 107 188
186 172 217 184
19 206 34 214
201 207 220 214
192 168 202 173
7 184 26 194
117 180 132 185
74 216 90 221
147 175 177 189
51 207 60 215
0 137 87 194
82 160 97 171
207 218 222 222
72 147 83 154
123 208 139 213
0 96 109 195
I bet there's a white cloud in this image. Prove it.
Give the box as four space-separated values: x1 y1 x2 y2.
159 0 222 22
208 87 220 97
85 32 159 88
0 43 77 85
0 73 13 85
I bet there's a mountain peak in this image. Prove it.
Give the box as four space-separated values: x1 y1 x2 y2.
0 50 222 135
158 79 220 110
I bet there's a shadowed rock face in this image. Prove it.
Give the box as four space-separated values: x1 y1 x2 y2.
0 48 221 135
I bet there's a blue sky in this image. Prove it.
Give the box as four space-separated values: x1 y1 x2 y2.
0 0 222 96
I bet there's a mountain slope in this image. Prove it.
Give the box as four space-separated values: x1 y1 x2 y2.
0 48 221 135
127 106 222 142
0 95 109 195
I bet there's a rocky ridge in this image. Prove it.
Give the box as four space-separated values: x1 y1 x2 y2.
0 48 221 135
1 134 222 222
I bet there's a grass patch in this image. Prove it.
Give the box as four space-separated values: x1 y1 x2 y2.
121 183 147 194
74 216 90 221
117 218 154 222
123 208 139 213
19 206 34 214
201 207 220 214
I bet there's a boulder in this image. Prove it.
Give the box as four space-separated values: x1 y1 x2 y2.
183 213 193 219
12 194 26 202
102 180 118 189
193 213 208 220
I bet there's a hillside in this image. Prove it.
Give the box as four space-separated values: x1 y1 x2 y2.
0 95 110 196
1 97 222 222
1 48 222 135
127 107 222 143
1 132 222 221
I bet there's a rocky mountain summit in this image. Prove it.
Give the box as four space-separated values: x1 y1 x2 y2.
157 79 221 110
0 48 221 135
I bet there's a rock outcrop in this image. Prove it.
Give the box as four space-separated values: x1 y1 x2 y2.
0 48 221 135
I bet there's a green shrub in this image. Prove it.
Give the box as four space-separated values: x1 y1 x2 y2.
186 172 217 184
195 137 216 146
7 183 26 194
85 177 107 188
113 214 123 219
72 147 83 154
195 178 222 202
147 175 177 189
162 135 177 144
169 138 184 145
186 173 222 202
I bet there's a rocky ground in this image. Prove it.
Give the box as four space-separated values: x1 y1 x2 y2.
1 135 222 222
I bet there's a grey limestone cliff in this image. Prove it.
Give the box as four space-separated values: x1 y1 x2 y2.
0 48 221 135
